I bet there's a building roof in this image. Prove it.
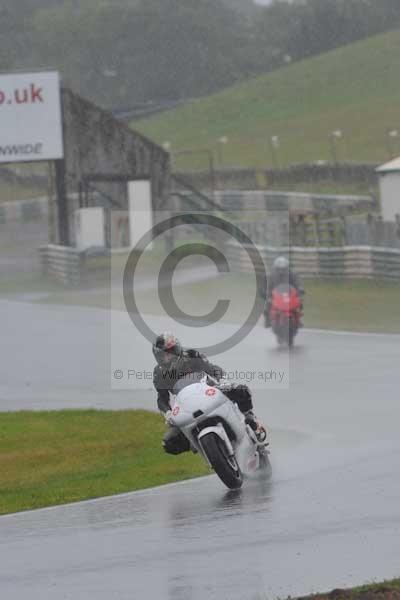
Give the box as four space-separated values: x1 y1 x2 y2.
376 157 400 173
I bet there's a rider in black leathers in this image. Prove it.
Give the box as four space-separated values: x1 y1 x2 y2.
152 333 266 454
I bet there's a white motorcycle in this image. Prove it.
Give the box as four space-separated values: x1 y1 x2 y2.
169 376 271 489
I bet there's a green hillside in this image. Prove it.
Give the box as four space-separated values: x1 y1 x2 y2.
134 29 400 169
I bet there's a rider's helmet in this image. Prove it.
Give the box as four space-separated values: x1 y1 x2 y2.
152 332 183 368
273 256 289 278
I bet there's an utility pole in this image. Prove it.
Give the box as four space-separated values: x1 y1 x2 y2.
329 130 343 165
55 159 69 245
269 135 280 168
217 136 228 168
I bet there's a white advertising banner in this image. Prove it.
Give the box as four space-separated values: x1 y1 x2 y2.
0 71 63 163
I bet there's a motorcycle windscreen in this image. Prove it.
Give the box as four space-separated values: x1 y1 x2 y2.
172 383 226 427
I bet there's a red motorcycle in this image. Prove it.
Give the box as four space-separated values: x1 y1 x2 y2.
269 284 302 347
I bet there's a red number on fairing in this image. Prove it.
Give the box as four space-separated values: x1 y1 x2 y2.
205 388 216 397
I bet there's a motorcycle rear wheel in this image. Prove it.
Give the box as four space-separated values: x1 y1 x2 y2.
201 432 243 489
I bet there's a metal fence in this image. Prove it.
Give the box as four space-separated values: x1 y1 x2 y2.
213 190 376 213
176 163 379 192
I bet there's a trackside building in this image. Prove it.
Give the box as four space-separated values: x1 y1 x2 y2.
377 157 400 222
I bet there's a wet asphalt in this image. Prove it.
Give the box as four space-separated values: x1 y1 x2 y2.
0 299 399 599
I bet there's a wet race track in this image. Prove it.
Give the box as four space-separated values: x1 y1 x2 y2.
1 298 400 599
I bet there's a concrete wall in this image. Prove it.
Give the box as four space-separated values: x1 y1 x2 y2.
75 208 105 251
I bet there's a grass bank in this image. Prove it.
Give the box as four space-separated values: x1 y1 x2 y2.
302 279 400 333
135 29 400 168
0 410 208 515
30 275 400 335
131 275 400 334
294 579 400 600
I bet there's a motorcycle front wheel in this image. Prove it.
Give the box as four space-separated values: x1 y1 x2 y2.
201 432 243 489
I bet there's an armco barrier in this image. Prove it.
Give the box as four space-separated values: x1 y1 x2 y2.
40 243 400 286
226 243 400 281
39 245 81 286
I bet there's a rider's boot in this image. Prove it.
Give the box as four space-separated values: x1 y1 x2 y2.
244 410 268 444
299 301 304 328
263 305 271 329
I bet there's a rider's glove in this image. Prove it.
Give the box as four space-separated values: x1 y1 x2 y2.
164 410 173 425
217 377 234 392
186 348 201 358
